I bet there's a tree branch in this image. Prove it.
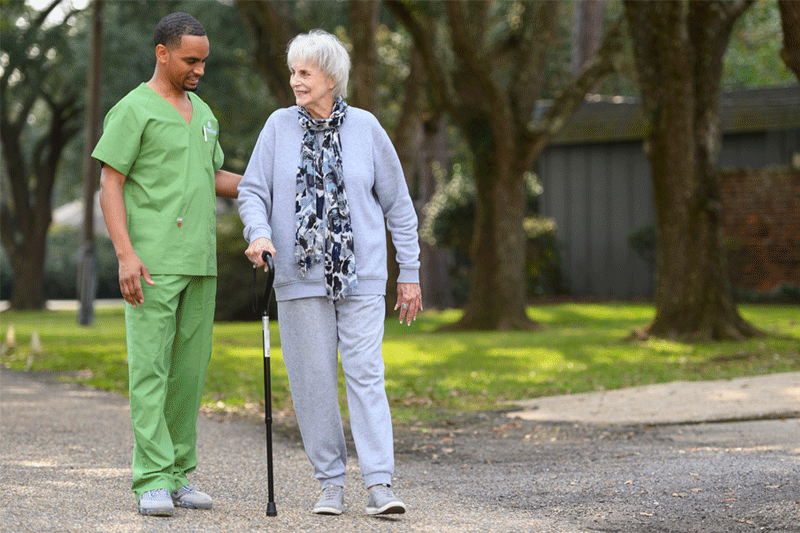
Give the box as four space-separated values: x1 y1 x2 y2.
444 0 503 109
525 16 625 162
384 0 457 109
510 1 560 127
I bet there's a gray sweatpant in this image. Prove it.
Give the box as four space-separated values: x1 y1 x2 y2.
277 295 394 490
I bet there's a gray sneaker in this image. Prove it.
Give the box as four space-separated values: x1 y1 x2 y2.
138 488 174 516
366 484 406 515
171 484 213 509
313 485 343 515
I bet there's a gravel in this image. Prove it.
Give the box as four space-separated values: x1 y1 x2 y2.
2 368 798 532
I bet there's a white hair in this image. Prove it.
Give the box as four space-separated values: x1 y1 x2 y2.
287 29 350 100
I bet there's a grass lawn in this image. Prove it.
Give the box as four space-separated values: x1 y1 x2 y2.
1 303 798 425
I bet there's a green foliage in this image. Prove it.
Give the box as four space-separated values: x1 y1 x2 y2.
723 0 795 88
43 225 119 300
1 304 797 425
373 24 414 129
627 224 656 270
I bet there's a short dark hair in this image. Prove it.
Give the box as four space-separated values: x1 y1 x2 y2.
154 12 206 49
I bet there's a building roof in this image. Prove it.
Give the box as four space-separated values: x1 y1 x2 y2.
544 84 800 146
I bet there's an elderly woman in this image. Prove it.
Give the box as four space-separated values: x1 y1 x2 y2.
238 29 421 516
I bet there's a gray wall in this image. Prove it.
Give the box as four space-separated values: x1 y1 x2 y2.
538 128 799 299
538 140 655 299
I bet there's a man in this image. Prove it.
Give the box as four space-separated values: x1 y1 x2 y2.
93 12 240 517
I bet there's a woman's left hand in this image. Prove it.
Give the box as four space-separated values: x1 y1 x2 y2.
395 283 423 326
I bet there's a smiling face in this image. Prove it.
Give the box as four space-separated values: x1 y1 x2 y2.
159 34 209 93
290 60 336 119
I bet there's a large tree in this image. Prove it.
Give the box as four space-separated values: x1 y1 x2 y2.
623 0 762 341
1 0 85 309
387 0 624 330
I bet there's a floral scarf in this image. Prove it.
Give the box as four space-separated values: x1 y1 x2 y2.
294 97 358 301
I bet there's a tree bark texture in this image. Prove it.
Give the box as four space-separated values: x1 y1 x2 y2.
624 0 761 340
778 0 800 79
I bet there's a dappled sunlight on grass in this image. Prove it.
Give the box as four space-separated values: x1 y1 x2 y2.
529 302 654 326
739 305 800 336
2 303 798 423
642 337 694 354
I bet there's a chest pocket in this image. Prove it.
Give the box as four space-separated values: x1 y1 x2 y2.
202 121 219 159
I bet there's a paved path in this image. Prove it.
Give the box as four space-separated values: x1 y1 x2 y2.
2 368 799 532
507 372 800 424
0 369 564 533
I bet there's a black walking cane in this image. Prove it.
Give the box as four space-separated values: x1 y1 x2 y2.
256 250 277 517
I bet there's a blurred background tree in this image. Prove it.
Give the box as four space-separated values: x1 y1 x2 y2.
1 0 86 309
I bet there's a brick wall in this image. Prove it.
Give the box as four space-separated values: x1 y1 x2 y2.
720 167 800 290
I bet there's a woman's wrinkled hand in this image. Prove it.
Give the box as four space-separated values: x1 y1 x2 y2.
245 237 277 271
395 283 422 326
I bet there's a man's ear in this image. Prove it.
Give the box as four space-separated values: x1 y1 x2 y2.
155 43 169 64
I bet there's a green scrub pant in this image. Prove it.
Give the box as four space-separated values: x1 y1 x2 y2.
125 275 216 500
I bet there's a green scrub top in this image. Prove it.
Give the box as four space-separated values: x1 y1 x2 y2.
92 83 224 276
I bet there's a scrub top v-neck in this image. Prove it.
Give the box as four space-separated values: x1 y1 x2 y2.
92 83 224 276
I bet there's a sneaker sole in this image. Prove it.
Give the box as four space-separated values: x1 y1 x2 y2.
138 506 174 517
366 503 406 515
312 506 343 515
173 501 213 510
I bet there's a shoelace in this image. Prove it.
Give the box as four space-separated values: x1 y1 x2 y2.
371 484 393 498
319 486 340 503
142 488 170 500
173 484 196 498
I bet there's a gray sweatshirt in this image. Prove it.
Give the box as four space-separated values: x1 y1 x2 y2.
238 105 420 302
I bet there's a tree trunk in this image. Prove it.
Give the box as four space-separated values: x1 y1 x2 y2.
452 117 534 331
78 0 104 326
0 0 81 310
625 0 761 341
8 231 48 310
1 98 76 311
778 0 800 79
348 0 379 111
419 114 454 310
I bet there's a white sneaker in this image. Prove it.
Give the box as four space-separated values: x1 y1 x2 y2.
366 484 406 515
313 485 343 515
171 484 213 509
138 488 174 516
